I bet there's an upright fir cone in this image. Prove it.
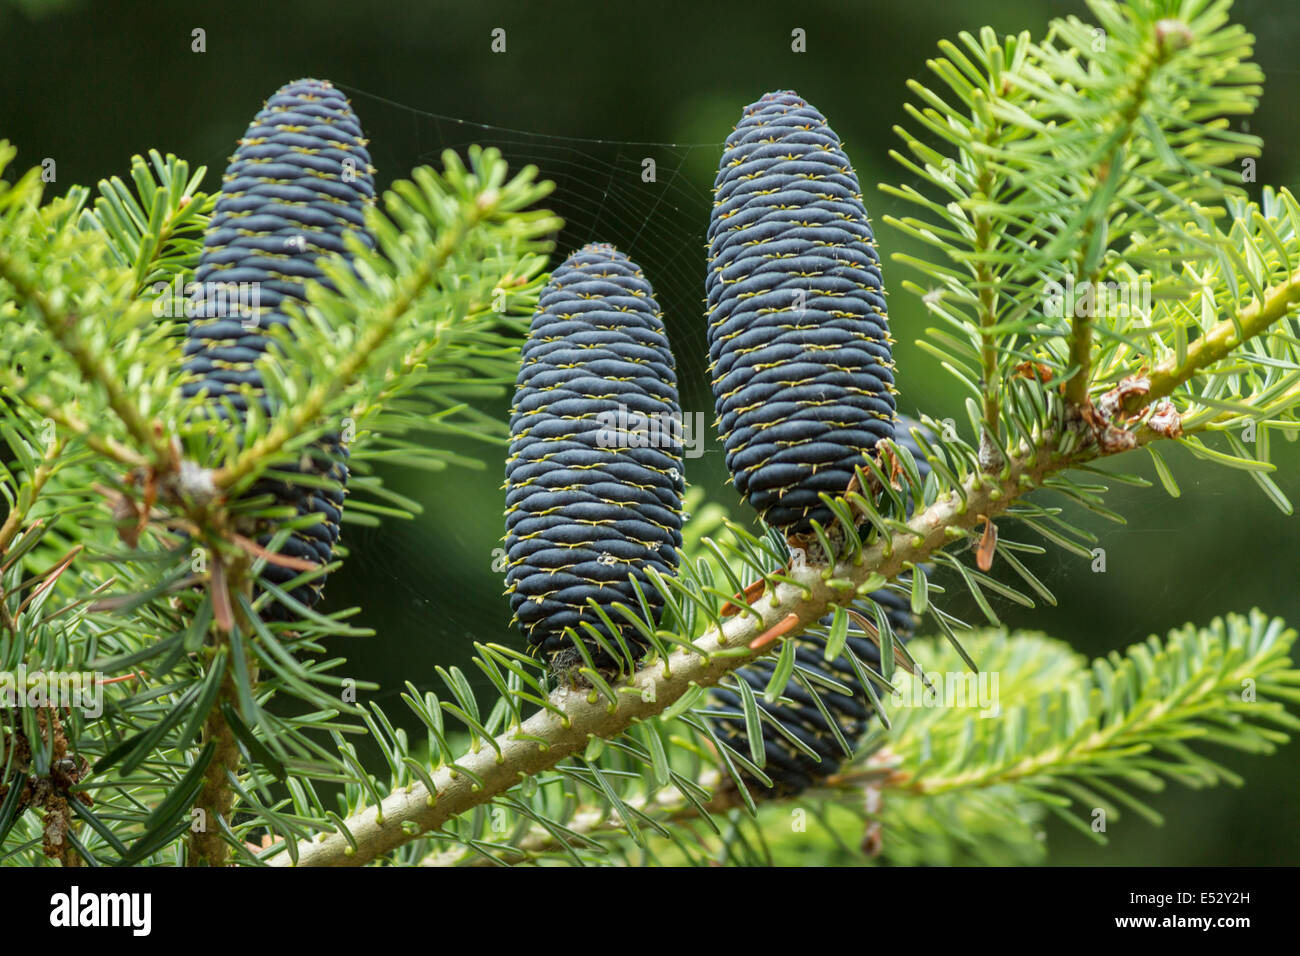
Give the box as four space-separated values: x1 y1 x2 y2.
504 244 684 674
181 78 375 619
707 90 897 537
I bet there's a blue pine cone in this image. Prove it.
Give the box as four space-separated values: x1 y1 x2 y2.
505 244 685 671
707 90 896 534
180 77 376 619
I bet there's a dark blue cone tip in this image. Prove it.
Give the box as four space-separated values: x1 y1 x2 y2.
708 416 934 797
505 243 685 671
181 78 375 619
707 90 897 534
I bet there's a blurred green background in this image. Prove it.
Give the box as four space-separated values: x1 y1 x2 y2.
2 0 1296 864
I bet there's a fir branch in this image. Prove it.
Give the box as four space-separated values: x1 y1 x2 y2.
0 434 63 558
1125 263 1300 414
0 248 168 464
185 554 254 867
269 339 1297 866
210 149 557 493
417 769 723 867
2 387 147 469
1058 16 1172 407
270 433 1068 865
4 0 1298 871
417 611 1297 865
883 615 1299 831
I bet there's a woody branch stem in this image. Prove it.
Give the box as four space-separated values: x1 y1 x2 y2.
271 434 1065 866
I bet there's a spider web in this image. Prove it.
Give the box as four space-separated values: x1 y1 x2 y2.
344 84 724 405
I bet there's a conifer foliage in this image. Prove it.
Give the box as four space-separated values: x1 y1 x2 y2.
1 1 1298 867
